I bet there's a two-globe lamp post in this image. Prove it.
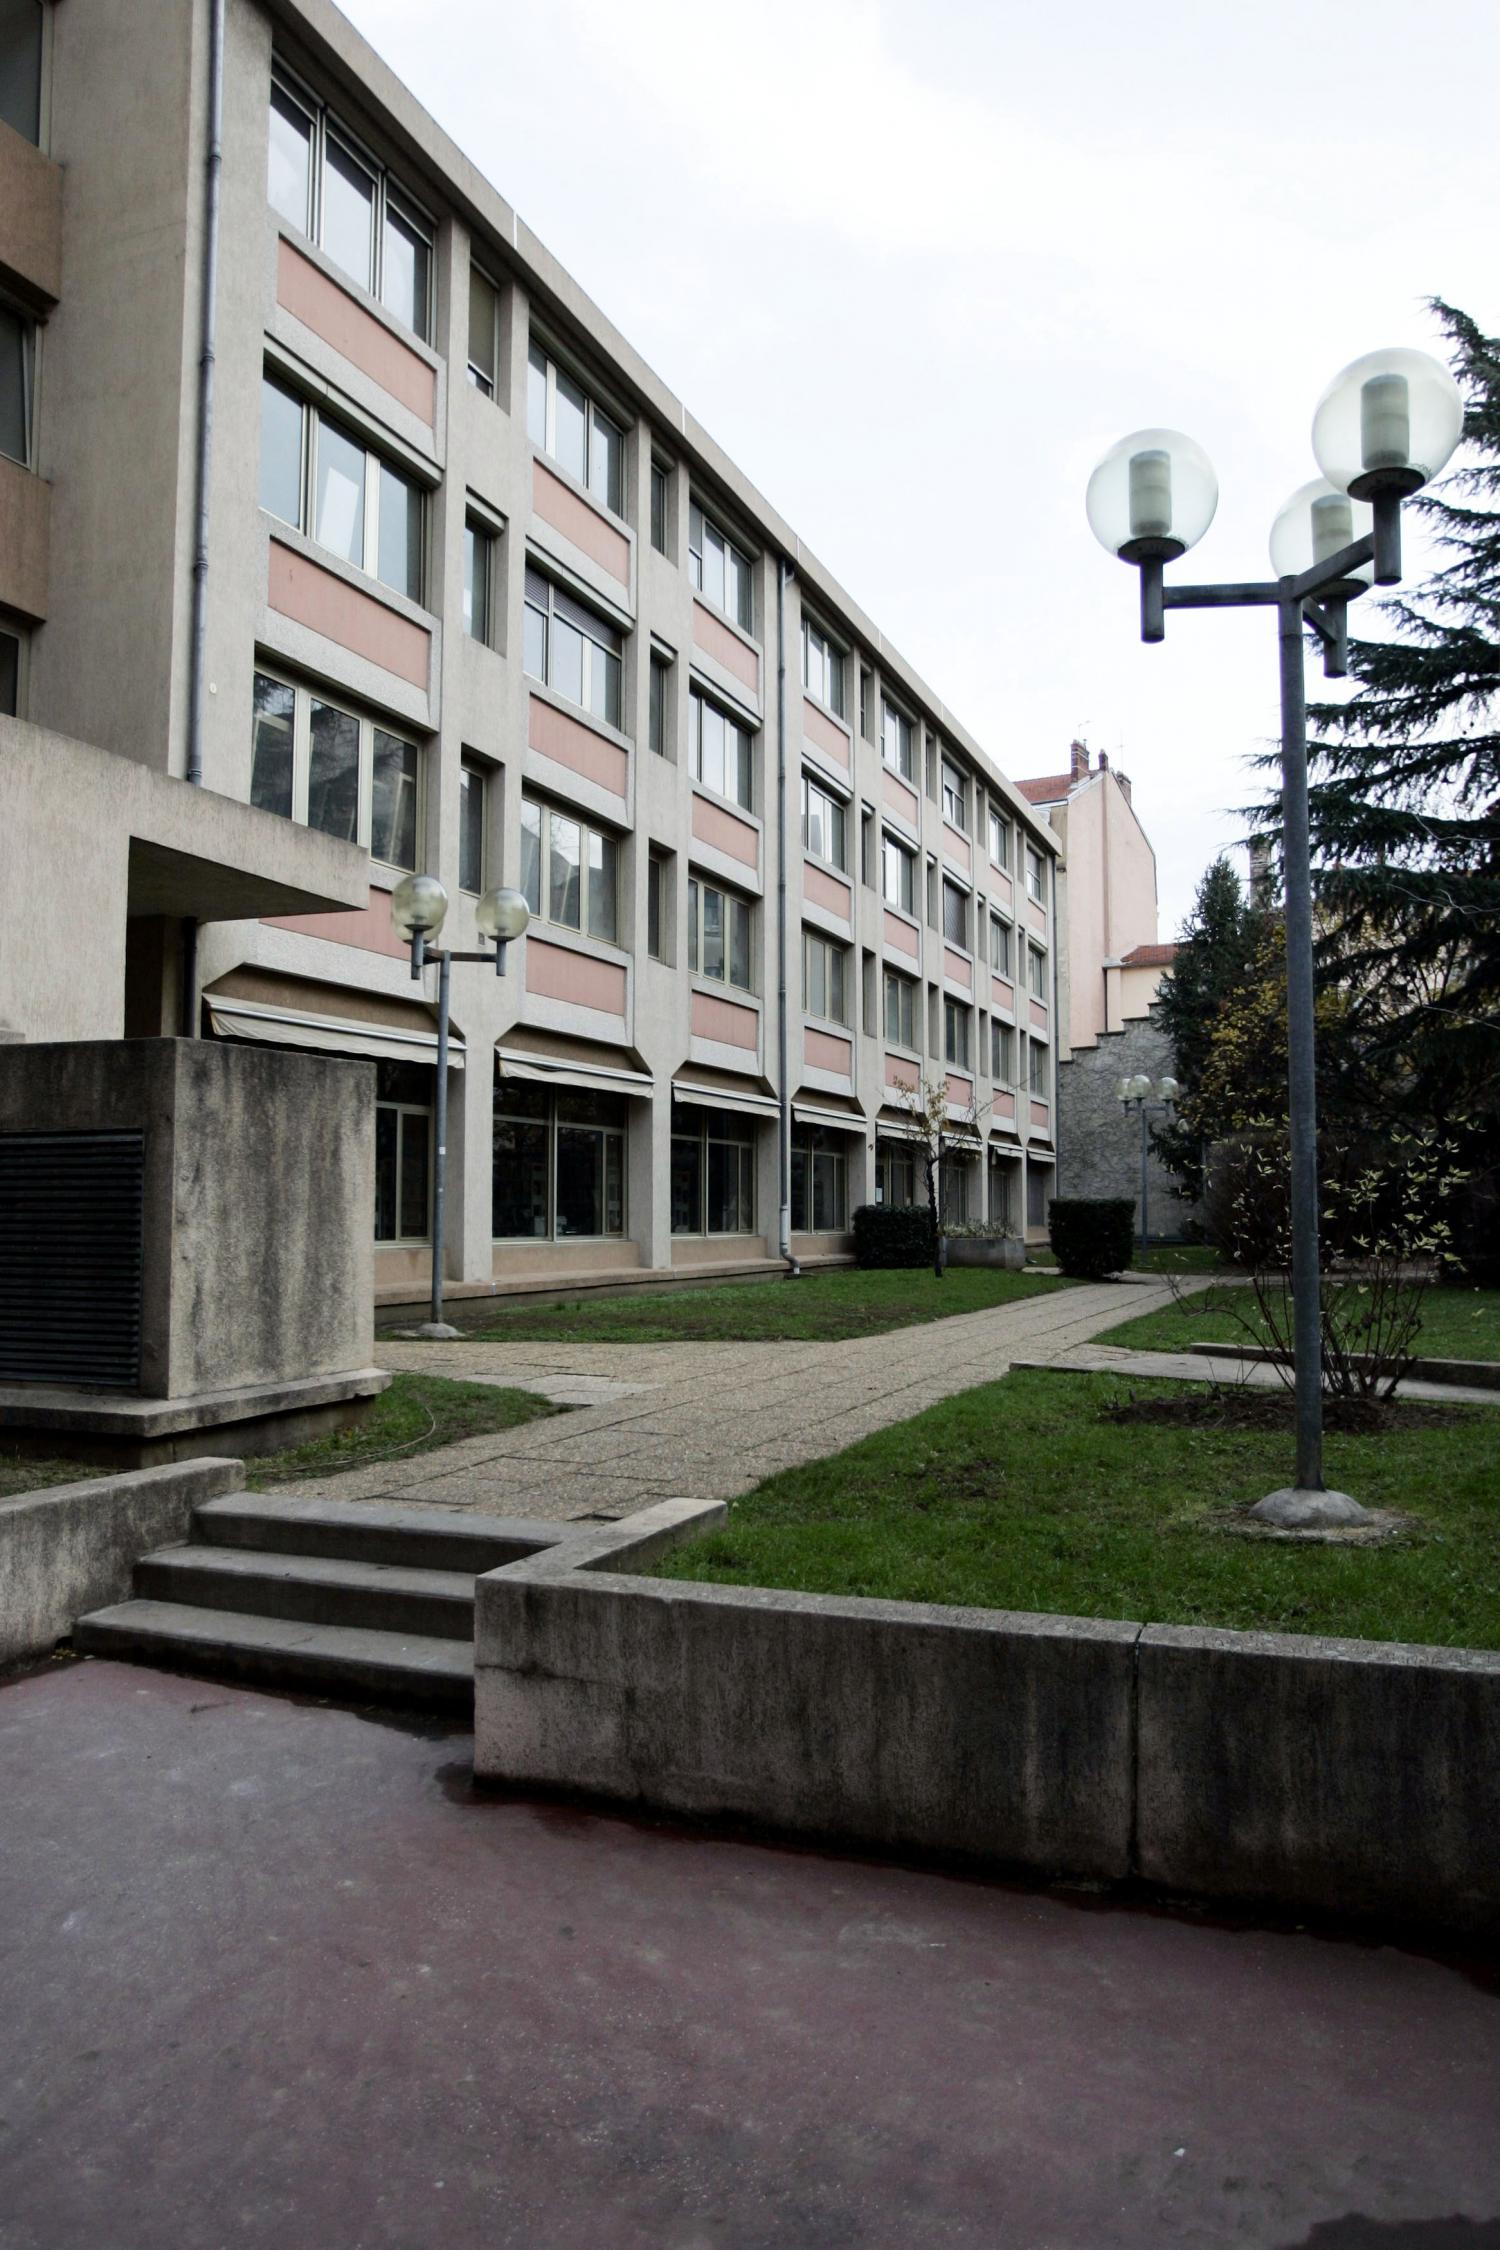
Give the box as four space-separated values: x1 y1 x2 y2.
391 873 531 1340
1117 1072 1178 1254
1088 348 1463 1527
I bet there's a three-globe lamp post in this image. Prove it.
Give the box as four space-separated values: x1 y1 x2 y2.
391 873 531 1340
1117 1072 1178 1255
1087 348 1463 1527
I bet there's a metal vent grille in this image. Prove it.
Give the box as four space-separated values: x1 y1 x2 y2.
0 1131 145 1390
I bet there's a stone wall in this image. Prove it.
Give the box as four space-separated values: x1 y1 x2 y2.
1056 1009 1200 1240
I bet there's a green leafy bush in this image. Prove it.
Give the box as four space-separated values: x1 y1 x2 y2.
852 1203 936 1270
1047 1198 1135 1279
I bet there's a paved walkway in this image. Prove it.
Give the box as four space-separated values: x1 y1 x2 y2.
297 1278 1202 1521
5 1660 1498 2250
1016 1343 1500 1408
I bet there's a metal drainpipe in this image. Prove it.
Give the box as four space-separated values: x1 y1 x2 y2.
775 559 799 1275
180 0 225 1037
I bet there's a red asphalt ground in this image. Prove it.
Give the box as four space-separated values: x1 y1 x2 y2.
1 1659 1498 2250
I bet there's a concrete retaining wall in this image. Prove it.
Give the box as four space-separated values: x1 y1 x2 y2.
0 1458 242 1667
474 1504 1500 1937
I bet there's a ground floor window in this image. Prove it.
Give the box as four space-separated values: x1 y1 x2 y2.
791 1126 849 1232
875 1139 917 1209
670 1102 755 1235
988 1155 1019 1233
375 1059 432 1242
493 1077 626 1239
939 1156 973 1225
1026 1161 1053 1231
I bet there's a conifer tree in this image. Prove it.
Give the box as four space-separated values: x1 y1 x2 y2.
1151 854 1260 1199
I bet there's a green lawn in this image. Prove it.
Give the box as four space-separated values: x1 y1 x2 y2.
1128 1243 1233 1275
1098 1282 1500 1364
650 1369 1500 1650
451 1266 1070 1345
0 1373 557 1503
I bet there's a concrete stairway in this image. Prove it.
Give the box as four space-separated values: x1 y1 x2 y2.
74 1493 560 1711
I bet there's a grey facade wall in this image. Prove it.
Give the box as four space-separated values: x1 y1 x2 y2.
1056 1011 1200 1239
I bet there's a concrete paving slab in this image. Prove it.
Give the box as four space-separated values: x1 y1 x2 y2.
3 1659 1497 2250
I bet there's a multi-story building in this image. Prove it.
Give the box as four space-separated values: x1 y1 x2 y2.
0 0 1062 1308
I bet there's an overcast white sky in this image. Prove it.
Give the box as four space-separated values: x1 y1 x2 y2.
341 0 1499 931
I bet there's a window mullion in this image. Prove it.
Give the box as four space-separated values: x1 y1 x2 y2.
357 713 372 848
363 450 379 576
293 683 310 823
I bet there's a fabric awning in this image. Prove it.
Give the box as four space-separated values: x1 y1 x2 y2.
672 1081 781 1120
207 997 464 1068
497 1047 653 1098
792 1101 867 1133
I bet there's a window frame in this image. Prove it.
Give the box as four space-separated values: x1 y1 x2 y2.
801 772 848 872
259 369 426 604
650 459 670 556
1029 1037 1050 1097
267 64 435 343
0 613 26 719
669 1103 757 1237
1026 844 1047 905
880 698 915 783
801 615 846 719
883 967 917 1052
648 648 672 759
1028 944 1047 1000
688 686 754 812
467 262 500 397
523 566 624 732
463 512 498 647
375 1068 433 1246
688 499 754 633
491 1079 628 1243
686 875 753 993
0 295 36 470
988 805 1010 872
526 336 625 519
941 877 970 952
989 912 1014 978
250 665 424 871
941 757 968 834
518 792 620 945
880 832 916 915
991 1018 1015 1083
802 928 849 1027
790 1126 849 1234
944 997 972 1071
458 756 489 896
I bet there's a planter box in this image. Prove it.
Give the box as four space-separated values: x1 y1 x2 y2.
943 1235 1025 1270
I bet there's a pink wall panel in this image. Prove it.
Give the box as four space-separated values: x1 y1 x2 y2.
1029 900 1048 935
276 240 436 423
947 1073 974 1110
264 884 410 959
802 697 850 766
991 869 1013 909
1030 1098 1051 1130
943 824 971 872
531 460 631 584
692 601 759 693
1030 998 1049 1032
528 694 628 798
991 975 1015 1014
692 990 759 1049
267 541 430 688
803 1027 853 1075
691 793 759 869
803 862 851 919
885 1053 920 1094
525 940 627 1015
993 1089 1017 1121
883 910 918 958
882 770 919 827
943 947 972 991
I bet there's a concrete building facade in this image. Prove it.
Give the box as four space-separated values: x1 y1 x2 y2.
0 0 1062 1305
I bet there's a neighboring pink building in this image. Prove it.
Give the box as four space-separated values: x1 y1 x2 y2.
1015 743 1173 1057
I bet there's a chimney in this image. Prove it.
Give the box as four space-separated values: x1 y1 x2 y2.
1097 750 1109 772
1249 834 1272 906
1116 771 1131 802
1070 739 1089 779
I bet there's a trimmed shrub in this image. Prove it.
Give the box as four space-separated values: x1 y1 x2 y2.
852 1202 937 1270
1047 1198 1135 1280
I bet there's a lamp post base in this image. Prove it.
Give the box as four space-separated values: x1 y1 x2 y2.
1250 1486 1372 1530
412 1320 463 1341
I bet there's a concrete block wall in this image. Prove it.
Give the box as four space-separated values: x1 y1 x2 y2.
1055 1011 1200 1238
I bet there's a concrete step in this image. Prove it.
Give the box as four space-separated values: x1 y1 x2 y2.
193 1493 557 1574
74 1600 473 1709
134 1544 476 1641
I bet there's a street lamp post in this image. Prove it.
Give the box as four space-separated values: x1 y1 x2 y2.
1088 348 1463 1528
1118 1072 1178 1253
390 874 531 1342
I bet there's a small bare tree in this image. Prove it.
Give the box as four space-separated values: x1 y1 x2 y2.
891 1069 990 1279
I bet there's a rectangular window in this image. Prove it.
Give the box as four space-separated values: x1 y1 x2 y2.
944 998 971 1071
250 668 422 869
650 460 669 556
881 834 915 914
493 1079 626 1241
374 1060 432 1244
991 1020 1014 1082
925 738 938 805
790 1127 848 1233
468 265 499 396
1029 1038 1049 1096
1 0 44 144
670 1102 755 1236
801 774 847 870
883 969 916 1051
989 806 1010 871
0 300 34 469
459 758 487 894
1029 945 1047 1000
861 807 876 890
859 667 873 743
519 793 618 943
688 688 753 811
526 339 624 516
688 501 753 632
1027 1162 1051 1232
649 651 670 758
990 914 1013 978
941 879 970 950
801 616 846 717
687 876 752 992
268 73 433 341
0 620 22 717
259 372 424 602
941 758 968 833
464 516 496 645
881 699 914 782
876 1142 916 1210
523 567 623 731
1027 845 1046 905
802 930 848 1026
647 850 668 962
